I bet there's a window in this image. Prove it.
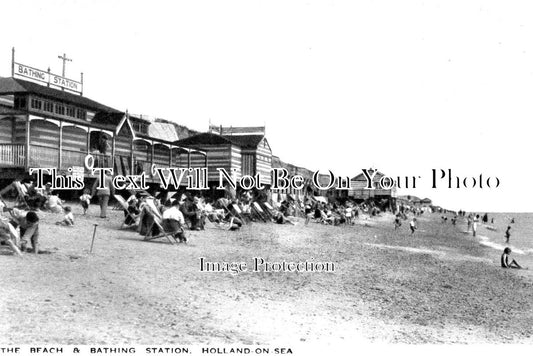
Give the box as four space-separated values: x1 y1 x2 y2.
30 98 42 110
76 108 86 120
43 101 53 112
66 106 76 117
14 96 27 109
55 104 65 115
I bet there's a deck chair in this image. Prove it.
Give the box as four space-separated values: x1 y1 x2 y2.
251 202 269 222
12 182 30 210
229 203 248 225
143 218 183 245
0 217 23 257
260 202 277 219
115 195 139 229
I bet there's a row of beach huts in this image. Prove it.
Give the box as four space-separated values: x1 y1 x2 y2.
0 74 401 205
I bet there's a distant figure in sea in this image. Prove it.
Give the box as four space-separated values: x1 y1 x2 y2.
409 218 417 234
491 218 494 224
482 213 488 223
501 248 523 269
505 226 511 243
472 215 479 237
511 217 515 224
451 216 457 225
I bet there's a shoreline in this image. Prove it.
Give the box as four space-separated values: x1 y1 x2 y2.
1 206 532 344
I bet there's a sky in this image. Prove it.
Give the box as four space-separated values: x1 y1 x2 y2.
1 0 532 212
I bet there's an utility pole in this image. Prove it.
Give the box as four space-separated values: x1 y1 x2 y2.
57 53 72 77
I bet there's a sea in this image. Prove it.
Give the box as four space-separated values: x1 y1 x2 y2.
469 212 533 272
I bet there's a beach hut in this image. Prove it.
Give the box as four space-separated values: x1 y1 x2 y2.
348 170 397 210
0 76 122 179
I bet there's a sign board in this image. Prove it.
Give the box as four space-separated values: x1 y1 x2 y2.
13 62 83 94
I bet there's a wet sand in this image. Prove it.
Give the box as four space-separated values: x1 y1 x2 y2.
0 205 532 344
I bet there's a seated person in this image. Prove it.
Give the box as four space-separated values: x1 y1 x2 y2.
124 199 140 227
138 197 162 237
180 197 200 230
161 200 187 243
501 247 523 269
56 206 74 226
274 211 296 225
46 192 63 213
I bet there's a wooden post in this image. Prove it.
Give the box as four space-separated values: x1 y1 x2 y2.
58 121 63 170
90 224 98 253
11 47 15 77
25 115 30 170
111 133 116 174
130 138 134 175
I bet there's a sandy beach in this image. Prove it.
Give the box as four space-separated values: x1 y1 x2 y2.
1 205 532 345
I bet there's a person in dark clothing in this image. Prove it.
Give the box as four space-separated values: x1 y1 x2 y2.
501 248 523 269
180 198 200 230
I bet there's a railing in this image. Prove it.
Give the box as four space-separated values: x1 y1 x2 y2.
29 145 59 168
92 153 113 169
0 144 25 167
61 149 87 170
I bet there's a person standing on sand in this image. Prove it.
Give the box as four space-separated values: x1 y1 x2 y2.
467 214 472 232
409 218 417 234
501 248 523 269
472 214 479 237
505 226 511 243
91 172 115 218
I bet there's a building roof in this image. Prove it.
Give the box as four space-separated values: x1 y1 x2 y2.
175 132 266 149
147 121 180 142
222 135 265 149
0 77 121 113
175 132 234 147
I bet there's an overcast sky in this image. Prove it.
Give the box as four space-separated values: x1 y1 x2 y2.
1 0 532 212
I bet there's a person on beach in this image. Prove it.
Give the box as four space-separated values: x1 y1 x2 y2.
467 214 472 232
472 215 479 237
79 189 92 215
505 226 511 243
394 215 402 230
4 207 40 253
161 200 187 243
409 218 417 234
56 206 74 226
46 191 63 213
501 248 523 269
91 171 115 218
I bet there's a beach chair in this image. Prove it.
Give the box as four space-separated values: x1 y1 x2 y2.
229 203 248 225
12 182 30 210
251 202 269 222
143 218 184 245
115 195 139 229
260 202 277 220
0 217 23 257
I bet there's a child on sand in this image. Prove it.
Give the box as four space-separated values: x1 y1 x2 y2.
501 247 523 269
409 218 417 234
79 189 91 215
56 206 74 226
